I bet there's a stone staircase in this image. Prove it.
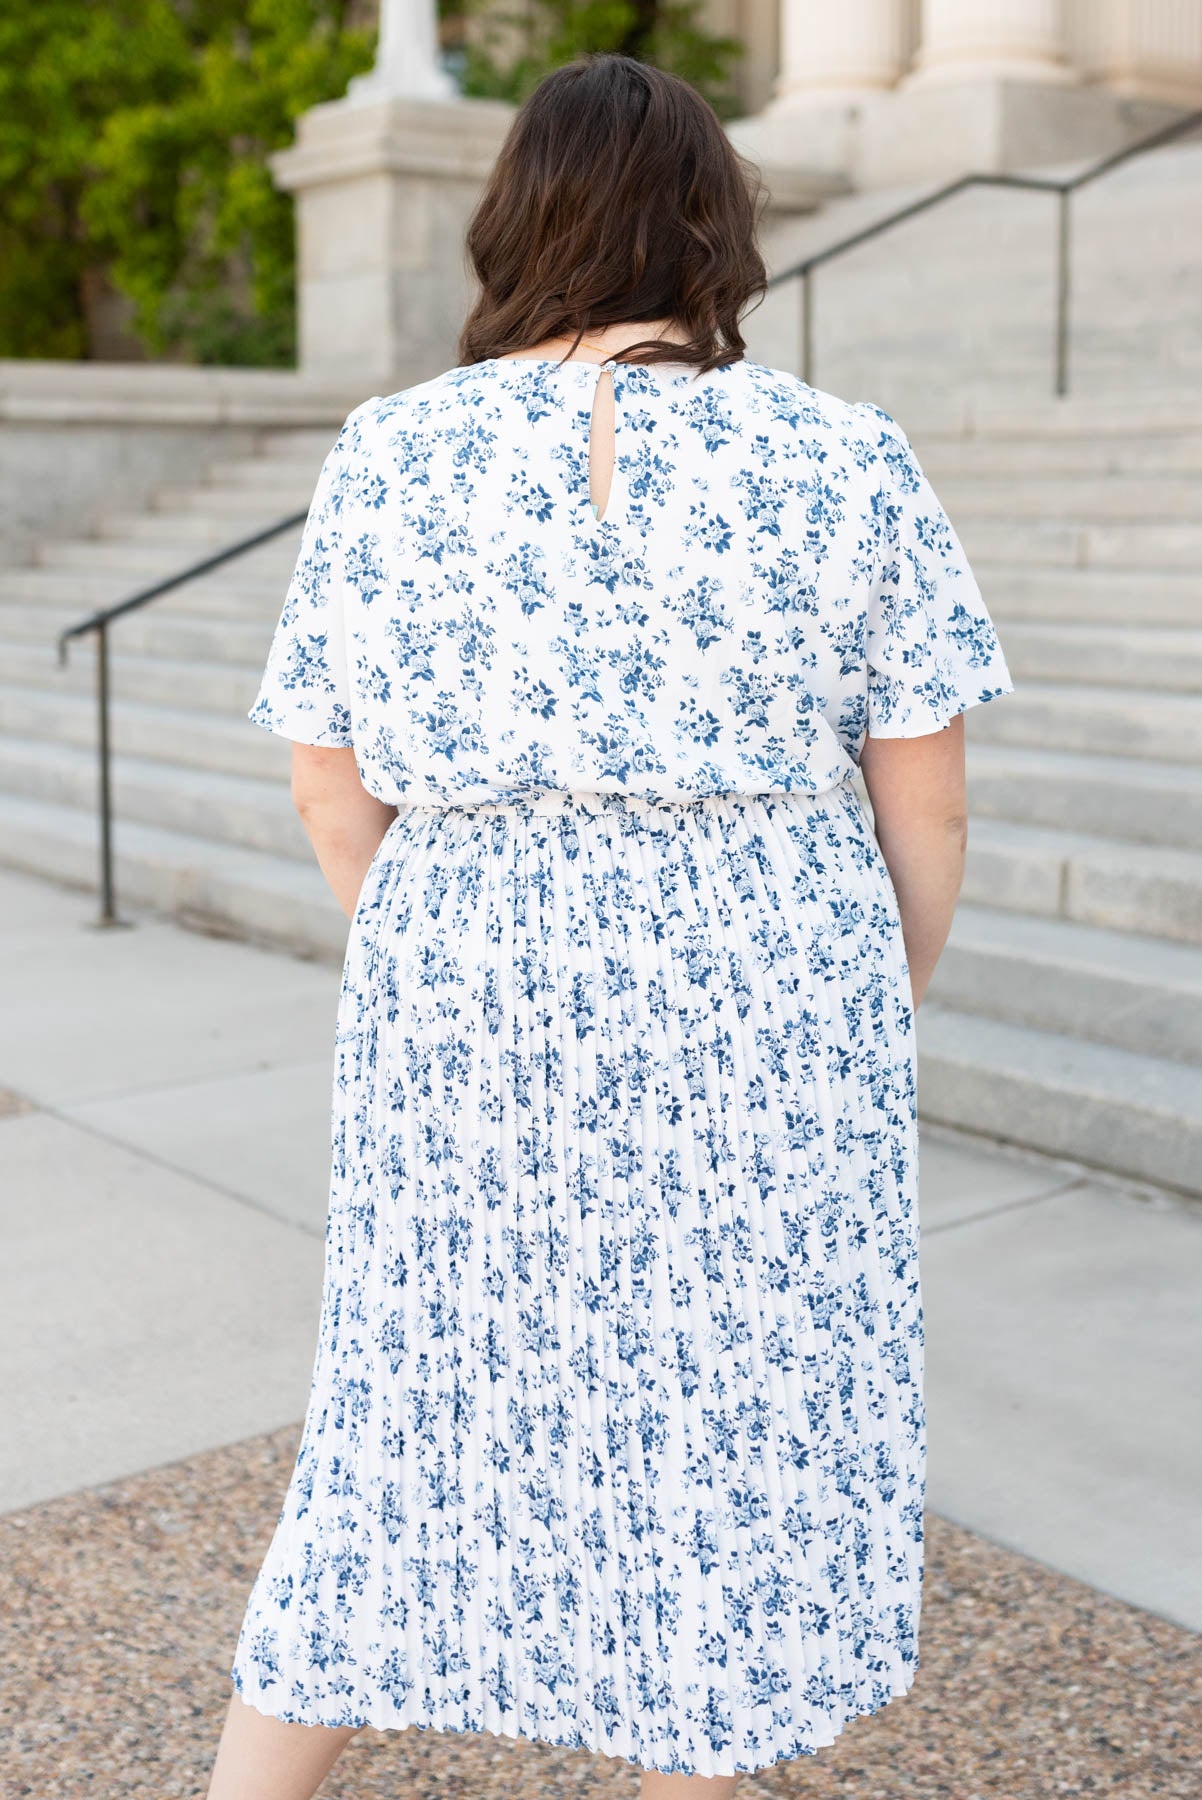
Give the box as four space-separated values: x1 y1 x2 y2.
909 410 1202 1198
0 431 350 958
1 397 1199 1199
749 137 1202 408
743 135 1202 1198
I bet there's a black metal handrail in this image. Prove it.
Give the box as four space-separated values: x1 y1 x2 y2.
765 104 1202 395
56 508 307 927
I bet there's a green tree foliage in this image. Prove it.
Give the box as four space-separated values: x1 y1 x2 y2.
0 3 177 359
0 1 373 364
0 2 741 365
446 0 742 117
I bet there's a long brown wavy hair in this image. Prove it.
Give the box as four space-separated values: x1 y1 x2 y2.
458 55 767 373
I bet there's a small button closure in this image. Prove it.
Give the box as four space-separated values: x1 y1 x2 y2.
600 359 618 373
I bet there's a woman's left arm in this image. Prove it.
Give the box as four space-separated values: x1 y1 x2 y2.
290 744 398 919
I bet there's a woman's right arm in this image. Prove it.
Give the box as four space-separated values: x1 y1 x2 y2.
859 714 970 1010
290 743 398 920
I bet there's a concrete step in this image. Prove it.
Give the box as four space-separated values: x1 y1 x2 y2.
0 790 346 961
932 903 1202 1066
95 509 305 546
917 434 1202 478
152 482 315 517
0 566 283 614
916 1004 1202 1199
32 535 299 578
957 517 1202 571
0 734 309 864
936 474 1202 522
998 621 1202 692
962 817 1202 948
965 742 1202 853
828 358 1202 408
944 393 1202 438
2 587 285 634
6 640 264 711
195 455 333 492
976 564 1201 625
108 582 285 623
254 426 345 459
0 682 285 783
969 680 1202 765
0 601 270 665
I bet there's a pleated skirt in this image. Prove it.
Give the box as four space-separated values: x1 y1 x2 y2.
229 781 925 1777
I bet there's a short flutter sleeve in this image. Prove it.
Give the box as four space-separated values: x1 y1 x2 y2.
860 404 1015 739
247 413 361 748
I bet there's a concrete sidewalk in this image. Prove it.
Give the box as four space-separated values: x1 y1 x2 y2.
3 862 1199 1636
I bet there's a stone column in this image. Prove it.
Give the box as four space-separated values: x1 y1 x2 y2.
346 0 455 103
746 0 1194 189
775 0 908 104
270 94 513 389
906 0 1076 87
1077 0 1202 106
267 0 513 389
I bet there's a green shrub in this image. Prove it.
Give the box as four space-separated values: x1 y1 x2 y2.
447 0 742 116
0 1 742 365
0 1 373 364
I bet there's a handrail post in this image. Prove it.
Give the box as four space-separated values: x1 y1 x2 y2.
801 265 814 386
95 618 120 927
1055 187 1072 398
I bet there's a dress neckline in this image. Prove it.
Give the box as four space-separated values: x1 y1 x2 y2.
481 354 733 382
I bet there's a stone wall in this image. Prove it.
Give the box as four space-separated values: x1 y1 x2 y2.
0 364 356 561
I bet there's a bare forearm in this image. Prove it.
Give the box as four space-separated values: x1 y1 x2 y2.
859 719 971 1010
297 796 398 918
874 814 967 1008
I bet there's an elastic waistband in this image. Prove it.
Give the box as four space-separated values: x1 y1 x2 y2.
393 779 858 821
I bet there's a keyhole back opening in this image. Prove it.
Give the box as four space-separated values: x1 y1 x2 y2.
587 364 617 524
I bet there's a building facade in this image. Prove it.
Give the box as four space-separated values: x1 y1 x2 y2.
272 0 1202 384
729 0 1202 116
734 0 1202 185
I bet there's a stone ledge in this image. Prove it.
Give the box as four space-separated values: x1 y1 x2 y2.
0 360 366 428
270 92 516 192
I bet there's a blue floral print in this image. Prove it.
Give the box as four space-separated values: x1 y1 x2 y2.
231 355 1014 1777
246 359 1013 794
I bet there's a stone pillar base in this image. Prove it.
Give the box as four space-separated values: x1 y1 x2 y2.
270 93 515 390
862 79 1178 184
744 80 1183 189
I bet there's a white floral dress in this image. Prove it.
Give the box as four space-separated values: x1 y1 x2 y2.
230 354 1014 1777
